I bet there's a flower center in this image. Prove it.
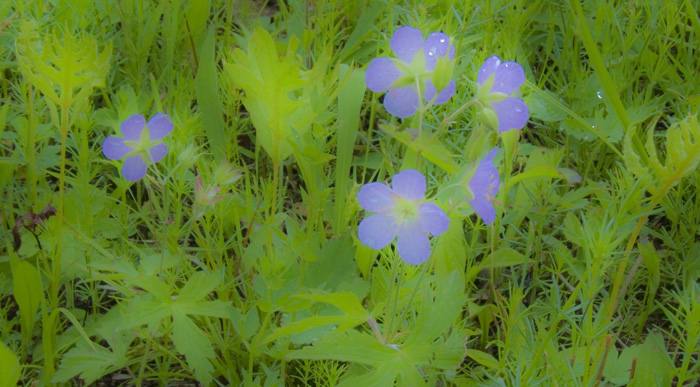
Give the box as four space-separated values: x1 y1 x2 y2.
123 127 161 161
392 196 420 224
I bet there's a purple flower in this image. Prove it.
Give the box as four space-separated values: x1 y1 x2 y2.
102 114 173 181
365 26 456 118
476 56 529 132
357 170 449 265
467 148 500 225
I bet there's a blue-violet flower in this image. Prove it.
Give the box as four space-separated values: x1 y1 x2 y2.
467 148 500 225
365 26 456 118
358 169 449 265
476 56 529 132
103 113 173 181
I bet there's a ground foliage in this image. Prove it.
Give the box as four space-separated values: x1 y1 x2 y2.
0 0 699 386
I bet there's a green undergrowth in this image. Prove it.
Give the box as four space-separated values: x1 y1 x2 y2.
0 0 699 386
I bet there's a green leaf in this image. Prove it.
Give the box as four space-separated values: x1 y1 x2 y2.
525 89 568 122
0 341 20 387
407 271 465 346
177 271 220 303
226 27 312 162
12 260 43 347
336 2 384 63
432 217 467 277
184 0 211 39
382 126 458 173
52 340 127 385
195 26 227 162
468 248 533 280
466 349 499 369
172 310 215 385
505 163 569 190
265 290 368 343
334 65 365 234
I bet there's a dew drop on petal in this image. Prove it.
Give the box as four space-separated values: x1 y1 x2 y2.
440 38 445 43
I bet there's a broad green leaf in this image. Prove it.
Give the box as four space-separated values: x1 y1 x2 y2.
52 340 127 385
432 217 467 276
334 65 365 234
12 260 43 347
226 27 312 162
120 297 173 330
172 310 215 385
177 271 220 303
525 89 568 122
184 0 211 39
0 341 20 387
265 290 368 343
195 26 226 162
173 300 230 319
466 349 499 369
407 271 465 346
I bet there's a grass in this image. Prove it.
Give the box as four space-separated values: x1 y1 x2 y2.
0 0 699 385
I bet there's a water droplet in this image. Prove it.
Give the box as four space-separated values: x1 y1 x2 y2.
428 51 434 56
584 135 590 140
596 91 603 99
440 38 445 43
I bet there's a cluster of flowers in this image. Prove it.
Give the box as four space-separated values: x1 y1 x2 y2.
359 26 529 265
100 26 527 267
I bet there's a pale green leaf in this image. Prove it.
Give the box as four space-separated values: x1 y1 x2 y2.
172 310 215 385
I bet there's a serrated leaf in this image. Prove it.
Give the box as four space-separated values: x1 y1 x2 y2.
172 310 215 385
177 271 220 303
52 340 127 385
408 271 465 346
265 290 368 343
226 26 312 162
525 89 568 122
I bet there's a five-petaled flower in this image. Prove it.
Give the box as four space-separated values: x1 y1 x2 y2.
365 26 456 118
467 148 500 225
102 113 173 181
476 56 529 132
357 169 449 265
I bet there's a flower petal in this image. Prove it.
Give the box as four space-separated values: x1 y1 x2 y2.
468 148 500 225
383 86 419 118
390 26 424 64
490 61 525 95
120 114 146 141
435 80 456 104
149 143 168 163
468 194 496 225
427 79 456 105
122 155 148 181
391 169 425 201
102 137 133 160
396 225 430 265
358 182 395 212
418 202 450 236
477 55 501 86
366 58 403 92
147 113 174 141
358 213 398 250
491 97 529 132
423 32 451 71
